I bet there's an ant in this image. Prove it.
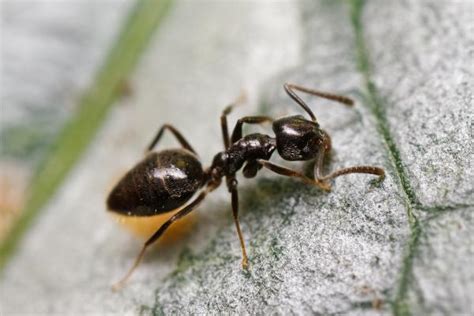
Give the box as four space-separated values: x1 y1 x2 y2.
107 83 385 290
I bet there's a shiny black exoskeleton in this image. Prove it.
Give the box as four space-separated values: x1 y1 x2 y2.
108 149 205 216
107 83 385 290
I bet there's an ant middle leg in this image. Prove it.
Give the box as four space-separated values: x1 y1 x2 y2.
146 124 196 154
226 176 249 269
313 133 385 187
221 91 247 149
112 189 209 291
256 159 331 192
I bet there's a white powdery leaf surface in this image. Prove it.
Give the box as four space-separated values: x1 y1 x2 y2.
407 208 474 315
363 1 474 313
363 0 474 207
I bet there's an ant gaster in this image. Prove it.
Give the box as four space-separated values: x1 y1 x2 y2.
107 83 385 290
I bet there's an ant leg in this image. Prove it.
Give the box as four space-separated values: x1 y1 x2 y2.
230 116 273 143
227 177 249 269
318 166 385 182
313 133 385 185
221 91 247 149
146 124 196 154
256 159 331 192
284 83 354 121
111 190 208 291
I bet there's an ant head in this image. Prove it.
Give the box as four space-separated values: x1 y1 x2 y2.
272 115 325 161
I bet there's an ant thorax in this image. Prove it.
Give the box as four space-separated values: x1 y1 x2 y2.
210 133 276 177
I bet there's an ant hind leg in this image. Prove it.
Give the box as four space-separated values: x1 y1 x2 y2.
111 189 209 291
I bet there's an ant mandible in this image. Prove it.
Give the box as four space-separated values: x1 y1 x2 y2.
107 83 385 290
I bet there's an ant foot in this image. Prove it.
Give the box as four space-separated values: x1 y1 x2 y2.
241 257 249 270
315 180 331 192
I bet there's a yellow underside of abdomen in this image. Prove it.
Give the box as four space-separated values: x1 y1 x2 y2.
110 208 197 247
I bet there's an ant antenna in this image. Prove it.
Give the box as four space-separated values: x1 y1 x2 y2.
284 83 354 121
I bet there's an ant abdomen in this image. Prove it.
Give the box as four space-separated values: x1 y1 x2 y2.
107 149 204 217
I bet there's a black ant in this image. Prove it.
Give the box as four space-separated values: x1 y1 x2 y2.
107 83 385 290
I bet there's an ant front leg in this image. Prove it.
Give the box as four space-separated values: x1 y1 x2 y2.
230 116 273 143
313 132 385 188
146 124 196 155
256 159 331 192
226 176 249 269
